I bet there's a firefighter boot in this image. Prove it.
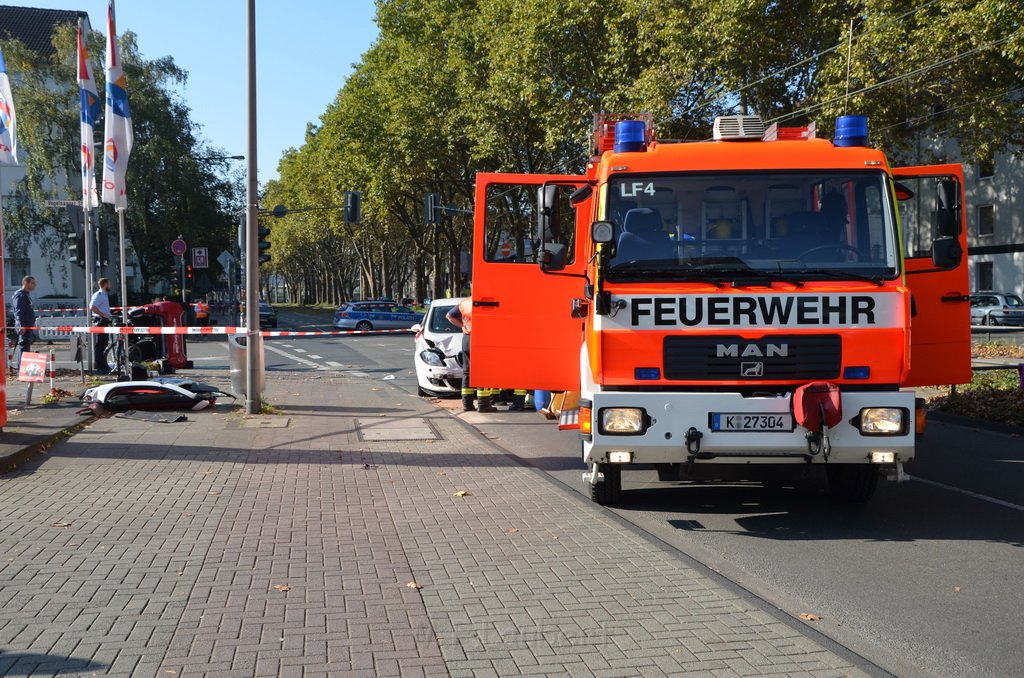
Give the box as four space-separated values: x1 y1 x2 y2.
509 389 528 412
461 387 476 412
477 389 497 413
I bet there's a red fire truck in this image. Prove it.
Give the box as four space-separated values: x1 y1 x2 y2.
469 114 970 504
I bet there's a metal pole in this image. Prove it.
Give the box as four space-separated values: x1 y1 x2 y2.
245 0 262 414
82 205 96 369
117 210 128 323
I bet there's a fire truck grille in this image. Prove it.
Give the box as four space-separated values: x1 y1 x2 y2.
663 334 842 381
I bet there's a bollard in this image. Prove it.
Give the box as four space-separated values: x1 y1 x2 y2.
49 350 56 391
1019 363 1024 392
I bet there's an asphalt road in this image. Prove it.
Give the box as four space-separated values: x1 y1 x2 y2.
192 307 1024 678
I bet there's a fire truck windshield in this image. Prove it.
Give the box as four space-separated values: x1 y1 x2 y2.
604 170 899 283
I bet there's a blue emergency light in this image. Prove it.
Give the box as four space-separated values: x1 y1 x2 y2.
833 115 869 147
614 120 647 153
634 367 661 380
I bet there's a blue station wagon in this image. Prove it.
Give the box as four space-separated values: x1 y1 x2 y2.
333 301 423 331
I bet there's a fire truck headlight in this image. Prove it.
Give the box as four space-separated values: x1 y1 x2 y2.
858 407 907 435
418 349 445 367
600 408 646 434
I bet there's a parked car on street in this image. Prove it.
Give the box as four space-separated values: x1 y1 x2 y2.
333 301 423 331
258 301 278 328
411 298 464 397
970 292 1024 326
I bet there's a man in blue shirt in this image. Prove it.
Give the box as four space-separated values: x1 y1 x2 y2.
89 277 113 374
11 275 36 371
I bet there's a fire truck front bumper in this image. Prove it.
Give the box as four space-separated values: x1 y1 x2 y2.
581 389 916 466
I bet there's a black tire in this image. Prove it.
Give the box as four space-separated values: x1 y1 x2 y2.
355 320 373 331
826 464 879 503
980 314 989 326
590 463 622 505
127 343 147 364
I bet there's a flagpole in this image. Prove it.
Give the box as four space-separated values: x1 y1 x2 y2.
82 203 96 369
117 208 127 323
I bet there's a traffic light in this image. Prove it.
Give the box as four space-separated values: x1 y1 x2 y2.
67 230 84 267
344 191 361 224
186 264 193 281
258 225 271 264
424 192 440 225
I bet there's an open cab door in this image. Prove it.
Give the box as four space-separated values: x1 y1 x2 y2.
893 164 971 387
469 173 590 391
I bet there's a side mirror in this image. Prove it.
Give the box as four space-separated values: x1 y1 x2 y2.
539 243 567 272
931 236 962 269
935 179 962 237
537 185 560 242
410 323 422 333
591 220 615 243
569 185 592 206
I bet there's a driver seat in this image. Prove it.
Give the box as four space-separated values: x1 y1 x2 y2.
615 208 672 264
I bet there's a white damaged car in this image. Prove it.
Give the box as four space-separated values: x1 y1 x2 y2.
412 298 465 398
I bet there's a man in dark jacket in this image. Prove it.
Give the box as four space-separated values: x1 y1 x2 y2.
11 275 37 370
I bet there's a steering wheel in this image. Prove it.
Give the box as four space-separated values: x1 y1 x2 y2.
798 244 863 262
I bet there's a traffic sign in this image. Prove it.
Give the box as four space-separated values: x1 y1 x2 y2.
45 199 80 208
171 238 187 256
217 250 235 269
193 247 209 268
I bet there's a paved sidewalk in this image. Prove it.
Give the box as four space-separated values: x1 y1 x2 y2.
0 370 882 677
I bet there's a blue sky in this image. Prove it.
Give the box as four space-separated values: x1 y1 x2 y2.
20 1 380 183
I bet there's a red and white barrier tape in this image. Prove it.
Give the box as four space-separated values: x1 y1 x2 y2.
20 325 414 338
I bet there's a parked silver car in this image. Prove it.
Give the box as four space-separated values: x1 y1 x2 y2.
970 292 1024 326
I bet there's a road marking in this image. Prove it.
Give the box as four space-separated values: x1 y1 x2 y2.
308 354 323 359
294 348 307 353
326 361 343 368
909 475 1024 512
263 343 322 370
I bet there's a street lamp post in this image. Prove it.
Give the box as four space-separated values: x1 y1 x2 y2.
245 0 261 415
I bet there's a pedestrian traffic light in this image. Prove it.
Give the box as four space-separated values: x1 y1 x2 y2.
344 191 361 224
424 192 441 225
67 230 85 267
258 225 271 264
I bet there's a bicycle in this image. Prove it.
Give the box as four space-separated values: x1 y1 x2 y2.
101 318 157 381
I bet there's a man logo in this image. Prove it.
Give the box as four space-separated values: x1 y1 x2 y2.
717 342 789 358
741 362 764 377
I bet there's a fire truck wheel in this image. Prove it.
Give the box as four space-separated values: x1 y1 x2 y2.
826 464 879 503
591 464 621 505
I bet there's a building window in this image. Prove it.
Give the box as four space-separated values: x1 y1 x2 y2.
978 204 994 237
5 258 29 287
977 261 993 291
978 158 995 179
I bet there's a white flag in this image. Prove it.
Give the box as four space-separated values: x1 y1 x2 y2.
78 20 100 207
101 0 133 209
0 47 17 165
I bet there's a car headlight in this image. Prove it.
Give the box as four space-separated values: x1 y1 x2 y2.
858 407 907 435
599 407 647 435
418 349 445 367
